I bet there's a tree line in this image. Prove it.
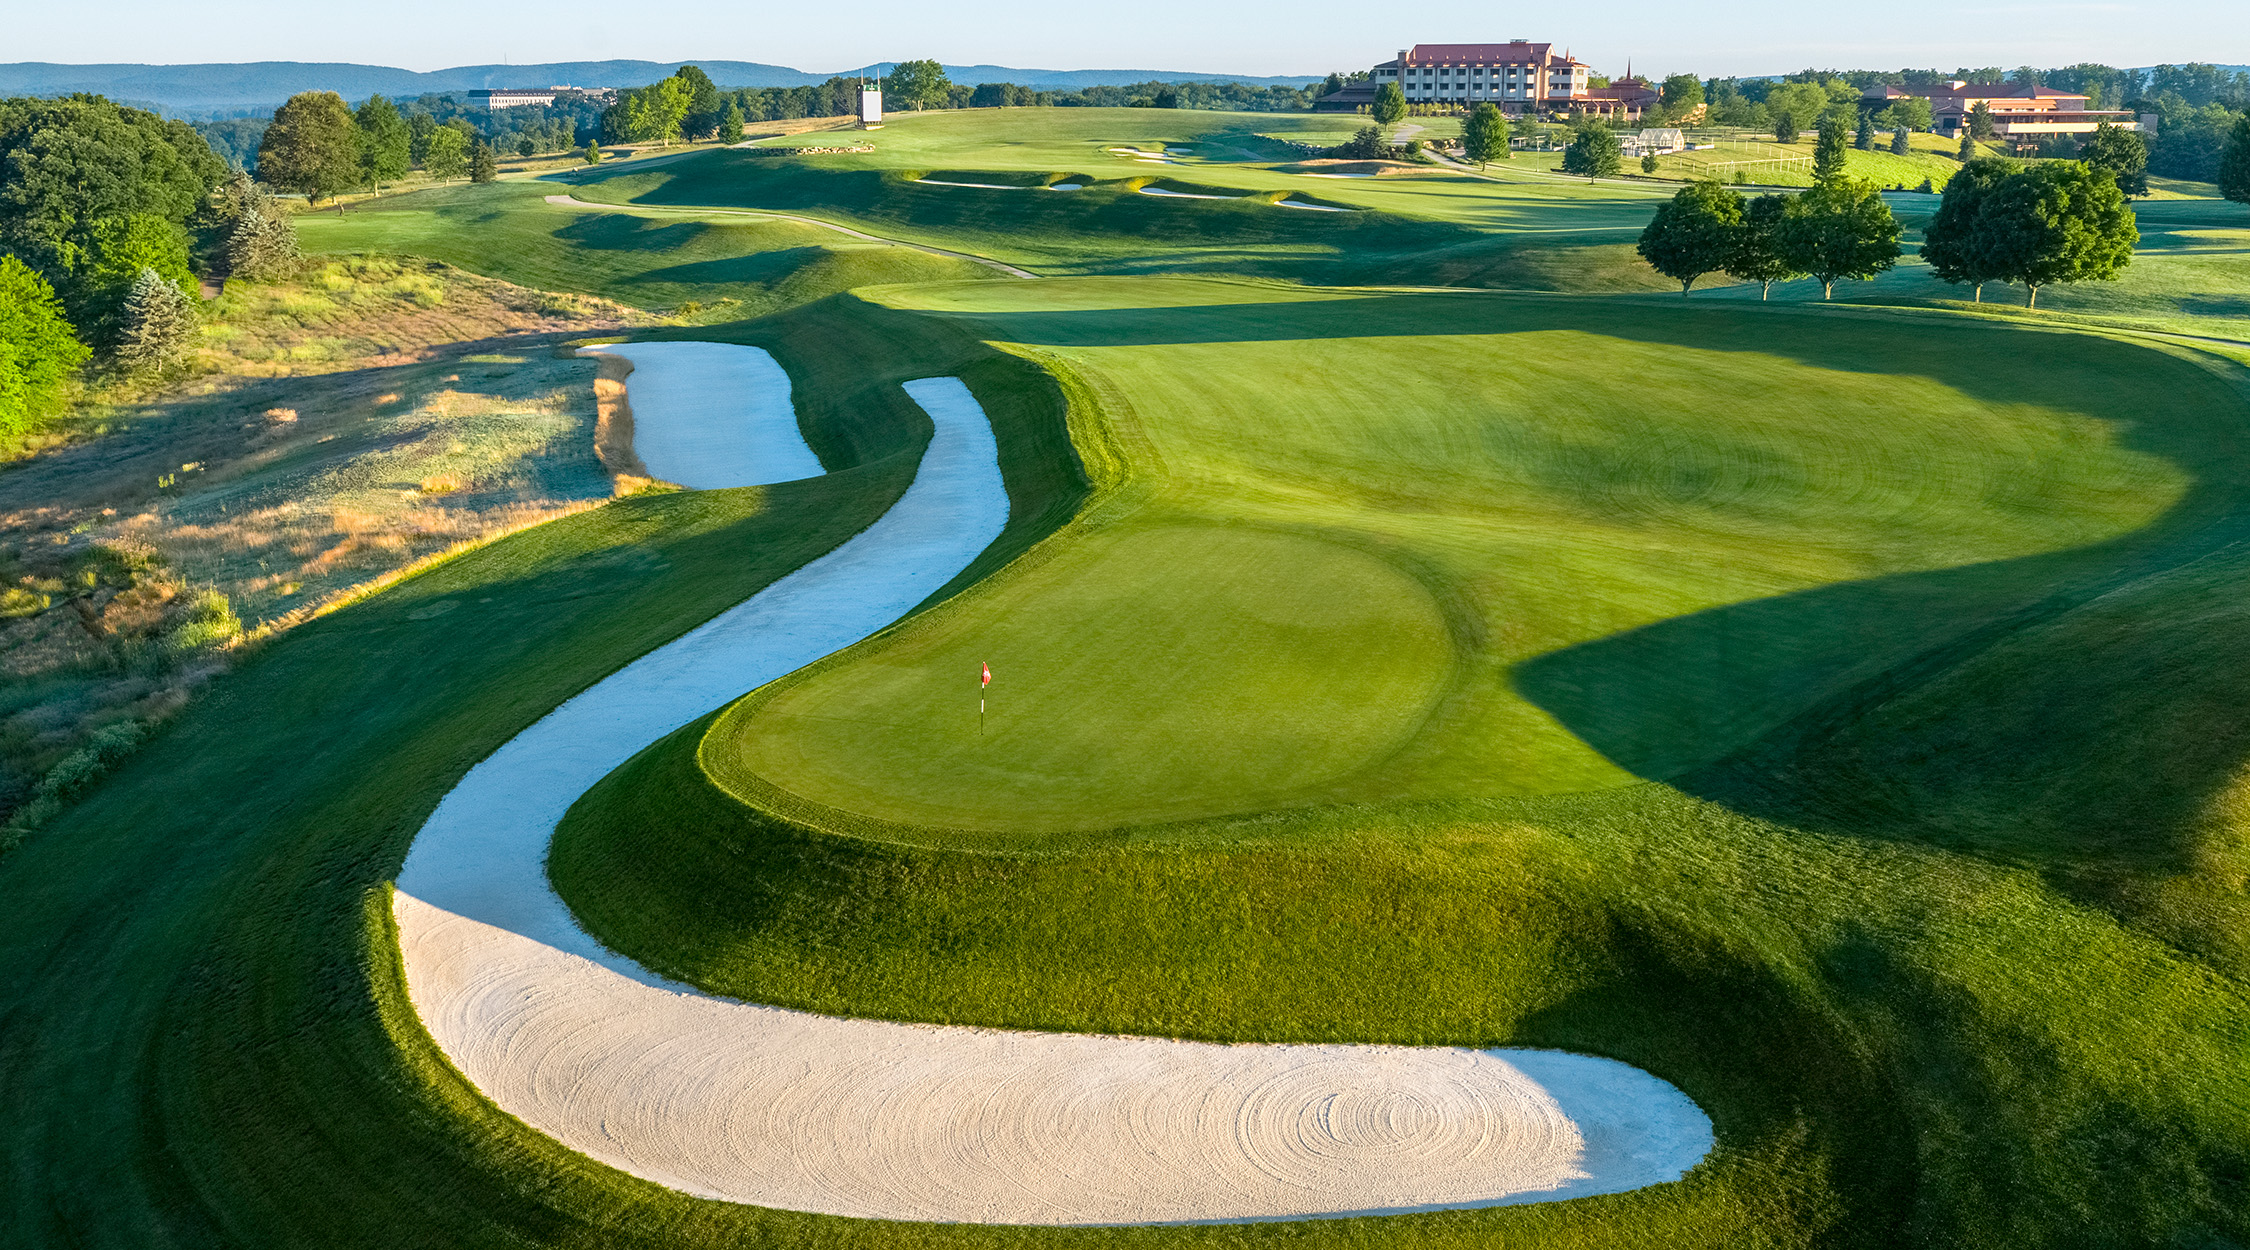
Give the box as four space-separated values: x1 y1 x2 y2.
1635 114 2142 305
1 94 309 437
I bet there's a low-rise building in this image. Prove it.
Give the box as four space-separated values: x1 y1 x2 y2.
1861 81 2141 136
1368 42 1592 116
1578 76 1660 121
470 85 616 110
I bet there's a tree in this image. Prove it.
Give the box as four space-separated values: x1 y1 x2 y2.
1153 86 1181 109
1462 102 1510 167
1780 176 1902 298
1371 81 1406 129
583 141 603 165
407 111 438 166
1775 111 1800 143
1765 82 1829 137
355 95 410 190
1641 152 1660 174
224 188 299 282
0 95 225 296
468 140 498 183
1660 73 1703 118
1877 97 1934 132
2224 114 2250 204
1813 116 1850 182
422 127 468 182
1334 127 1390 160
673 65 724 139
623 77 691 145
1921 158 2014 301
1891 127 1911 156
0 256 89 437
1562 120 1622 181
1638 181 1745 295
1726 193 1804 299
2079 120 2149 197
1969 101 1996 139
112 266 195 374
1958 132 1981 162
1983 160 2137 308
258 92 361 208
717 100 744 144
888 60 951 112
1855 113 1875 150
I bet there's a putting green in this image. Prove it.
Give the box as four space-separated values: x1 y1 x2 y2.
718 280 2192 834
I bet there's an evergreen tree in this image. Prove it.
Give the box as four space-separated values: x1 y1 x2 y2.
718 100 745 145
1969 101 1996 139
1562 120 1622 181
355 95 411 190
1921 158 2013 301
1855 113 1875 150
1774 111 1799 143
0 256 90 437
1642 152 1660 173
1725 193 1803 299
583 141 604 165
1959 132 1980 162
1983 160 2138 308
258 92 361 208
2224 114 2250 205
1891 127 1911 155
2079 120 2149 197
224 194 300 282
1637 181 1745 295
1813 117 1850 183
1780 175 1902 298
113 266 195 374
1462 103 1510 167
468 140 498 183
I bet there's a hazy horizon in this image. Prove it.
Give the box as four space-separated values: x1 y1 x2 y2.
12 0 2246 84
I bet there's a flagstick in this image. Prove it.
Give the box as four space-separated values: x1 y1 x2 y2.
980 695 985 736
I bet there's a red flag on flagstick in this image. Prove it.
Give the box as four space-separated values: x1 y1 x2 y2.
981 662 992 689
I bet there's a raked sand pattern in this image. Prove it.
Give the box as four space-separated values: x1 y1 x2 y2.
391 343 1714 1224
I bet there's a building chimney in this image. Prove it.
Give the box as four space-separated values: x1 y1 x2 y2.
1399 49 1409 64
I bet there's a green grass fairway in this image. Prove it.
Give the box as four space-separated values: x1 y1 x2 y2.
557 108 1681 290
708 280 2202 834
297 180 1003 317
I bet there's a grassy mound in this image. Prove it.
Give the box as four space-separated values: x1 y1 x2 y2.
541 287 2250 1243
297 181 1004 318
709 280 2209 836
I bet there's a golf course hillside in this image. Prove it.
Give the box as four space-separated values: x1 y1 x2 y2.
683 280 2214 834
542 285 2250 1244
556 108 1680 290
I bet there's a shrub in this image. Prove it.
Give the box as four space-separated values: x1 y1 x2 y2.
168 589 241 653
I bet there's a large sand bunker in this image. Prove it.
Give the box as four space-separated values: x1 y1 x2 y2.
391 343 1712 1223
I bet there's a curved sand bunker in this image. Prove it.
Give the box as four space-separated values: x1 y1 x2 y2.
392 342 1712 1223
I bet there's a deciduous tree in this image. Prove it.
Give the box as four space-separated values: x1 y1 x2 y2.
1983 159 2138 307
888 60 951 112
1726 193 1803 299
2080 120 2149 197
257 92 361 208
1921 158 2013 301
1660 73 1703 119
1462 102 1509 167
355 95 410 190
1562 120 1621 181
1780 175 1901 298
0 95 225 290
0 255 89 436
422 126 468 181
1775 111 1800 143
1369 81 1406 130
1637 181 1744 295
673 65 724 138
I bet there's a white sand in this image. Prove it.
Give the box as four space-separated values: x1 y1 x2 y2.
578 343 823 488
392 348 1712 1223
913 178 1026 190
1275 199 1354 212
1045 183 1083 190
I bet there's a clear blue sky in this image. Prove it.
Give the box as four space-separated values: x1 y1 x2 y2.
15 0 2245 79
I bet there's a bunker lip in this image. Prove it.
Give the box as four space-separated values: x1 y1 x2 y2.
390 342 1713 1224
